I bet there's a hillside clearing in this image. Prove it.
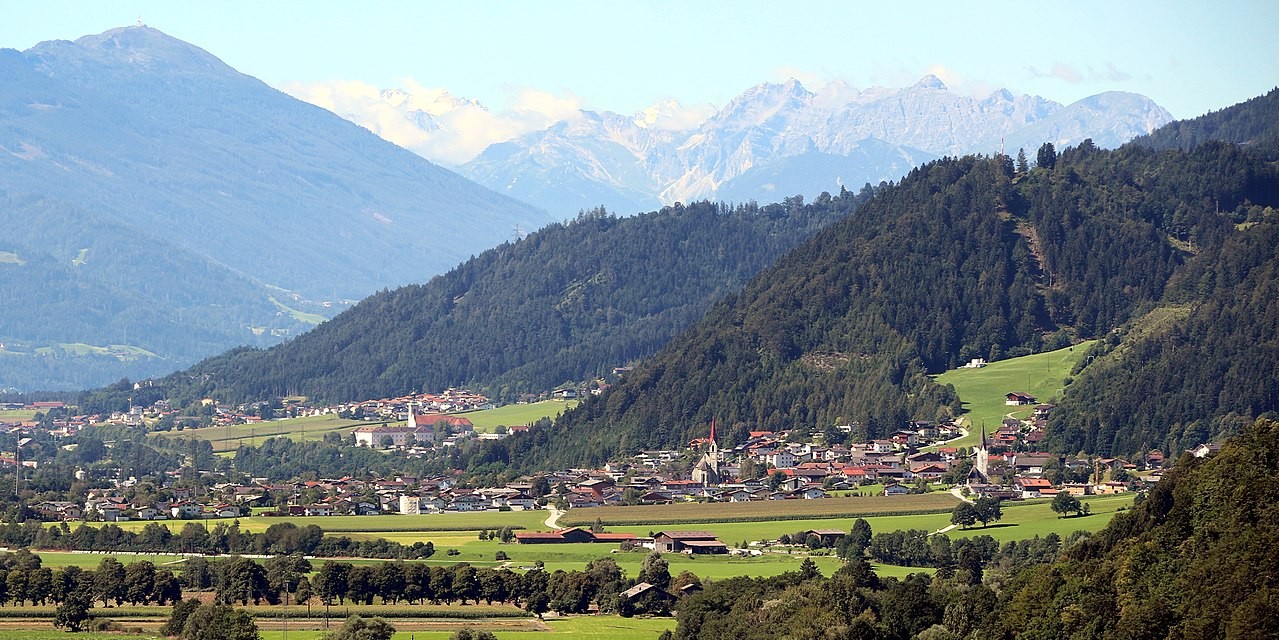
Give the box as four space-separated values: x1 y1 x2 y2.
933 341 1094 449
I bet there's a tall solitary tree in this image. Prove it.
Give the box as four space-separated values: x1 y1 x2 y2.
951 502 979 529
973 496 1003 527
1036 142 1057 170
1050 492 1081 518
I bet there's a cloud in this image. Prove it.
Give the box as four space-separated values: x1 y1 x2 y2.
1028 62 1135 85
279 81 587 165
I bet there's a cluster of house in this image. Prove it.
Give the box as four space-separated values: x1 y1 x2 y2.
36 486 246 523
352 410 487 449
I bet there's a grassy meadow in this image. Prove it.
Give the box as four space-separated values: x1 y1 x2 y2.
559 493 959 527
460 400 579 433
932 341 1095 449
151 414 363 452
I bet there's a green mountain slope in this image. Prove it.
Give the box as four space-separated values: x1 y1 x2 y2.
468 118 1279 470
121 197 860 407
1130 86 1279 157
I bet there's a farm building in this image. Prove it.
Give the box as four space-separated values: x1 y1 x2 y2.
513 527 637 544
653 530 728 554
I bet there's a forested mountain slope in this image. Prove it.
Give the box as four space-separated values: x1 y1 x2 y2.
469 125 1279 470
132 198 860 406
1131 86 1279 158
985 419 1279 639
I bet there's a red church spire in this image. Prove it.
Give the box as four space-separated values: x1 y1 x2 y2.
709 417 716 445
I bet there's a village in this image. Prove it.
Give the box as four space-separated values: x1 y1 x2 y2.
4 387 1178 550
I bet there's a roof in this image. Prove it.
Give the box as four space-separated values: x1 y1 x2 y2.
654 530 718 540
514 532 565 540
591 533 638 541
806 529 846 536
622 582 656 598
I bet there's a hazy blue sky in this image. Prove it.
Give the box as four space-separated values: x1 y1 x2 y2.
3 0 1275 120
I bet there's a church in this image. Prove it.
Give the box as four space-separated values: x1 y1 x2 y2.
691 419 723 486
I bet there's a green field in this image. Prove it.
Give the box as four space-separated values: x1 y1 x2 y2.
30 343 157 360
152 414 365 452
268 296 328 325
560 493 959 527
0 409 37 421
947 493 1134 542
462 400 579 433
58 510 550 534
932 341 1095 449
23 552 188 568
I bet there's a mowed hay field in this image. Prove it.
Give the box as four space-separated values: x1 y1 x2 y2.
560 492 960 527
57 509 551 534
932 341 1095 450
460 400 579 432
151 414 363 452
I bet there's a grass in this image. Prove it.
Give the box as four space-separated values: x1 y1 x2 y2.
151 414 365 452
0 409 37 421
268 296 327 325
932 341 1094 450
23 552 189 568
560 493 959 527
56 510 550 534
30 343 157 360
946 493 1134 543
461 400 580 433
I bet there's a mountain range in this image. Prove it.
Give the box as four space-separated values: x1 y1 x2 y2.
0 26 551 391
325 75 1173 215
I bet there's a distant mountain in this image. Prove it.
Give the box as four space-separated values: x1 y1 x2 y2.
97 196 863 408
449 75 1171 214
0 26 551 391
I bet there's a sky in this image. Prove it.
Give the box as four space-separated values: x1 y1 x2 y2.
3 0 1276 163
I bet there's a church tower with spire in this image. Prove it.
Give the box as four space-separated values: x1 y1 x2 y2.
969 422 990 485
692 418 722 486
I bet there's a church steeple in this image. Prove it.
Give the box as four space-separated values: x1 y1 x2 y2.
709 417 717 451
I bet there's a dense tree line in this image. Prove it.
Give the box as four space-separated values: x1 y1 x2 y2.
0 551 181 610
1130 86 1279 160
0 520 433 560
88 196 864 411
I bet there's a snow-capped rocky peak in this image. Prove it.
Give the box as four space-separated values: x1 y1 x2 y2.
711 78 814 130
912 74 948 91
634 99 684 129
984 88 1016 104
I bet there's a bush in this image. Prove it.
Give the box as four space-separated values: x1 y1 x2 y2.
325 615 396 640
